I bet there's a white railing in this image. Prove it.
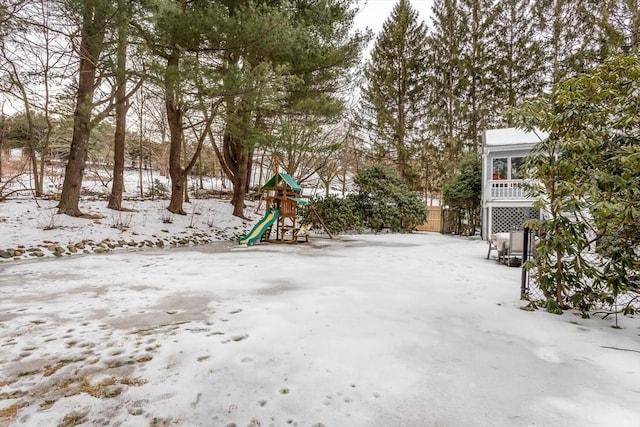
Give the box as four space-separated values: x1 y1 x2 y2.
488 179 526 199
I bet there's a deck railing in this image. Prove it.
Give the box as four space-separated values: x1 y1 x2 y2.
488 179 526 199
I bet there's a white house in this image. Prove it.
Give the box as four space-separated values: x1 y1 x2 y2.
481 127 549 240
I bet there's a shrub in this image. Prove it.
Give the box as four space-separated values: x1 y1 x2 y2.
351 164 426 232
312 195 362 234
313 164 426 234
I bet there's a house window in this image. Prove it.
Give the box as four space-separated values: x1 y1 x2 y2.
492 156 525 180
511 157 525 179
492 158 507 180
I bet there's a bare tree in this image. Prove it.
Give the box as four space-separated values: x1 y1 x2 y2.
0 0 73 195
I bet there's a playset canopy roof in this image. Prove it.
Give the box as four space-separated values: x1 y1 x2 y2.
262 172 302 193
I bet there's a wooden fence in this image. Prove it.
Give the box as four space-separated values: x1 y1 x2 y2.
416 206 442 232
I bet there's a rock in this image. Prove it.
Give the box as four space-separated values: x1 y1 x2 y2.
68 246 78 253
0 251 12 259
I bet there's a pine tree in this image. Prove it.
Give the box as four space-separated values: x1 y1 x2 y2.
459 0 499 152
58 0 114 216
586 0 639 56
425 0 466 171
492 0 545 126
533 0 595 85
217 0 366 217
357 0 429 188
617 0 639 52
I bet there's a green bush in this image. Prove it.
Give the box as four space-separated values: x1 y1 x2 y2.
146 179 169 198
351 164 426 232
313 164 426 234
313 195 363 234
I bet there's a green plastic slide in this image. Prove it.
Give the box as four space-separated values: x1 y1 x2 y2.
239 209 280 246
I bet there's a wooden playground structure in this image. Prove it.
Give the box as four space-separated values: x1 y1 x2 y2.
240 172 332 245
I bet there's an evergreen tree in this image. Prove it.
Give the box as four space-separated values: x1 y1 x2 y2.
138 0 224 215
217 0 366 217
425 0 466 167
58 0 115 216
533 0 595 85
357 0 429 188
459 0 500 152
511 55 640 314
492 0 545 126
442 152 481 235
586 0 639 56
617 0 639 53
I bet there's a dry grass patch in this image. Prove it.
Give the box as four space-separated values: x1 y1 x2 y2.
57 375 147 399
57 409 88 427
0 379 16 387
0 401 28 425
43 358 84 377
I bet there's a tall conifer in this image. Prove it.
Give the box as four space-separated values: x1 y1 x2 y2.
425 0 466 166
358 0 429 188
459 0 499 152
492 0 545 126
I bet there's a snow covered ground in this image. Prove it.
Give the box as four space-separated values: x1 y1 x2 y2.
0 167 255 261
1 231 639 427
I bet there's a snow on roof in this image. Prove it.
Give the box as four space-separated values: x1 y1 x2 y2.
485 127 549 146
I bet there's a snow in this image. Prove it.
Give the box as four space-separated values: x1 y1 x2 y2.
485 128 549 146
1 229 639 426
0 168 254 260
0 195 251 260
0 169 639 426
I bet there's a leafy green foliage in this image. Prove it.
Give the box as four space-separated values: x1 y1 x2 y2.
145 179 169 199
357 0 428 188
312 195 363 235
442 153 481 235
351 164 426 232
511 54 640 315
492 0 545 124
313 164 426 233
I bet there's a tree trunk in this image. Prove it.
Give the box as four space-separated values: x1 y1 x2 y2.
0 108 4 181
183 134 190 204
108 0 128 211
165 51 187 214
227 132 249 218
630 0 639 53
28 146 40 196
58 4 107 216
164 50 211 214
